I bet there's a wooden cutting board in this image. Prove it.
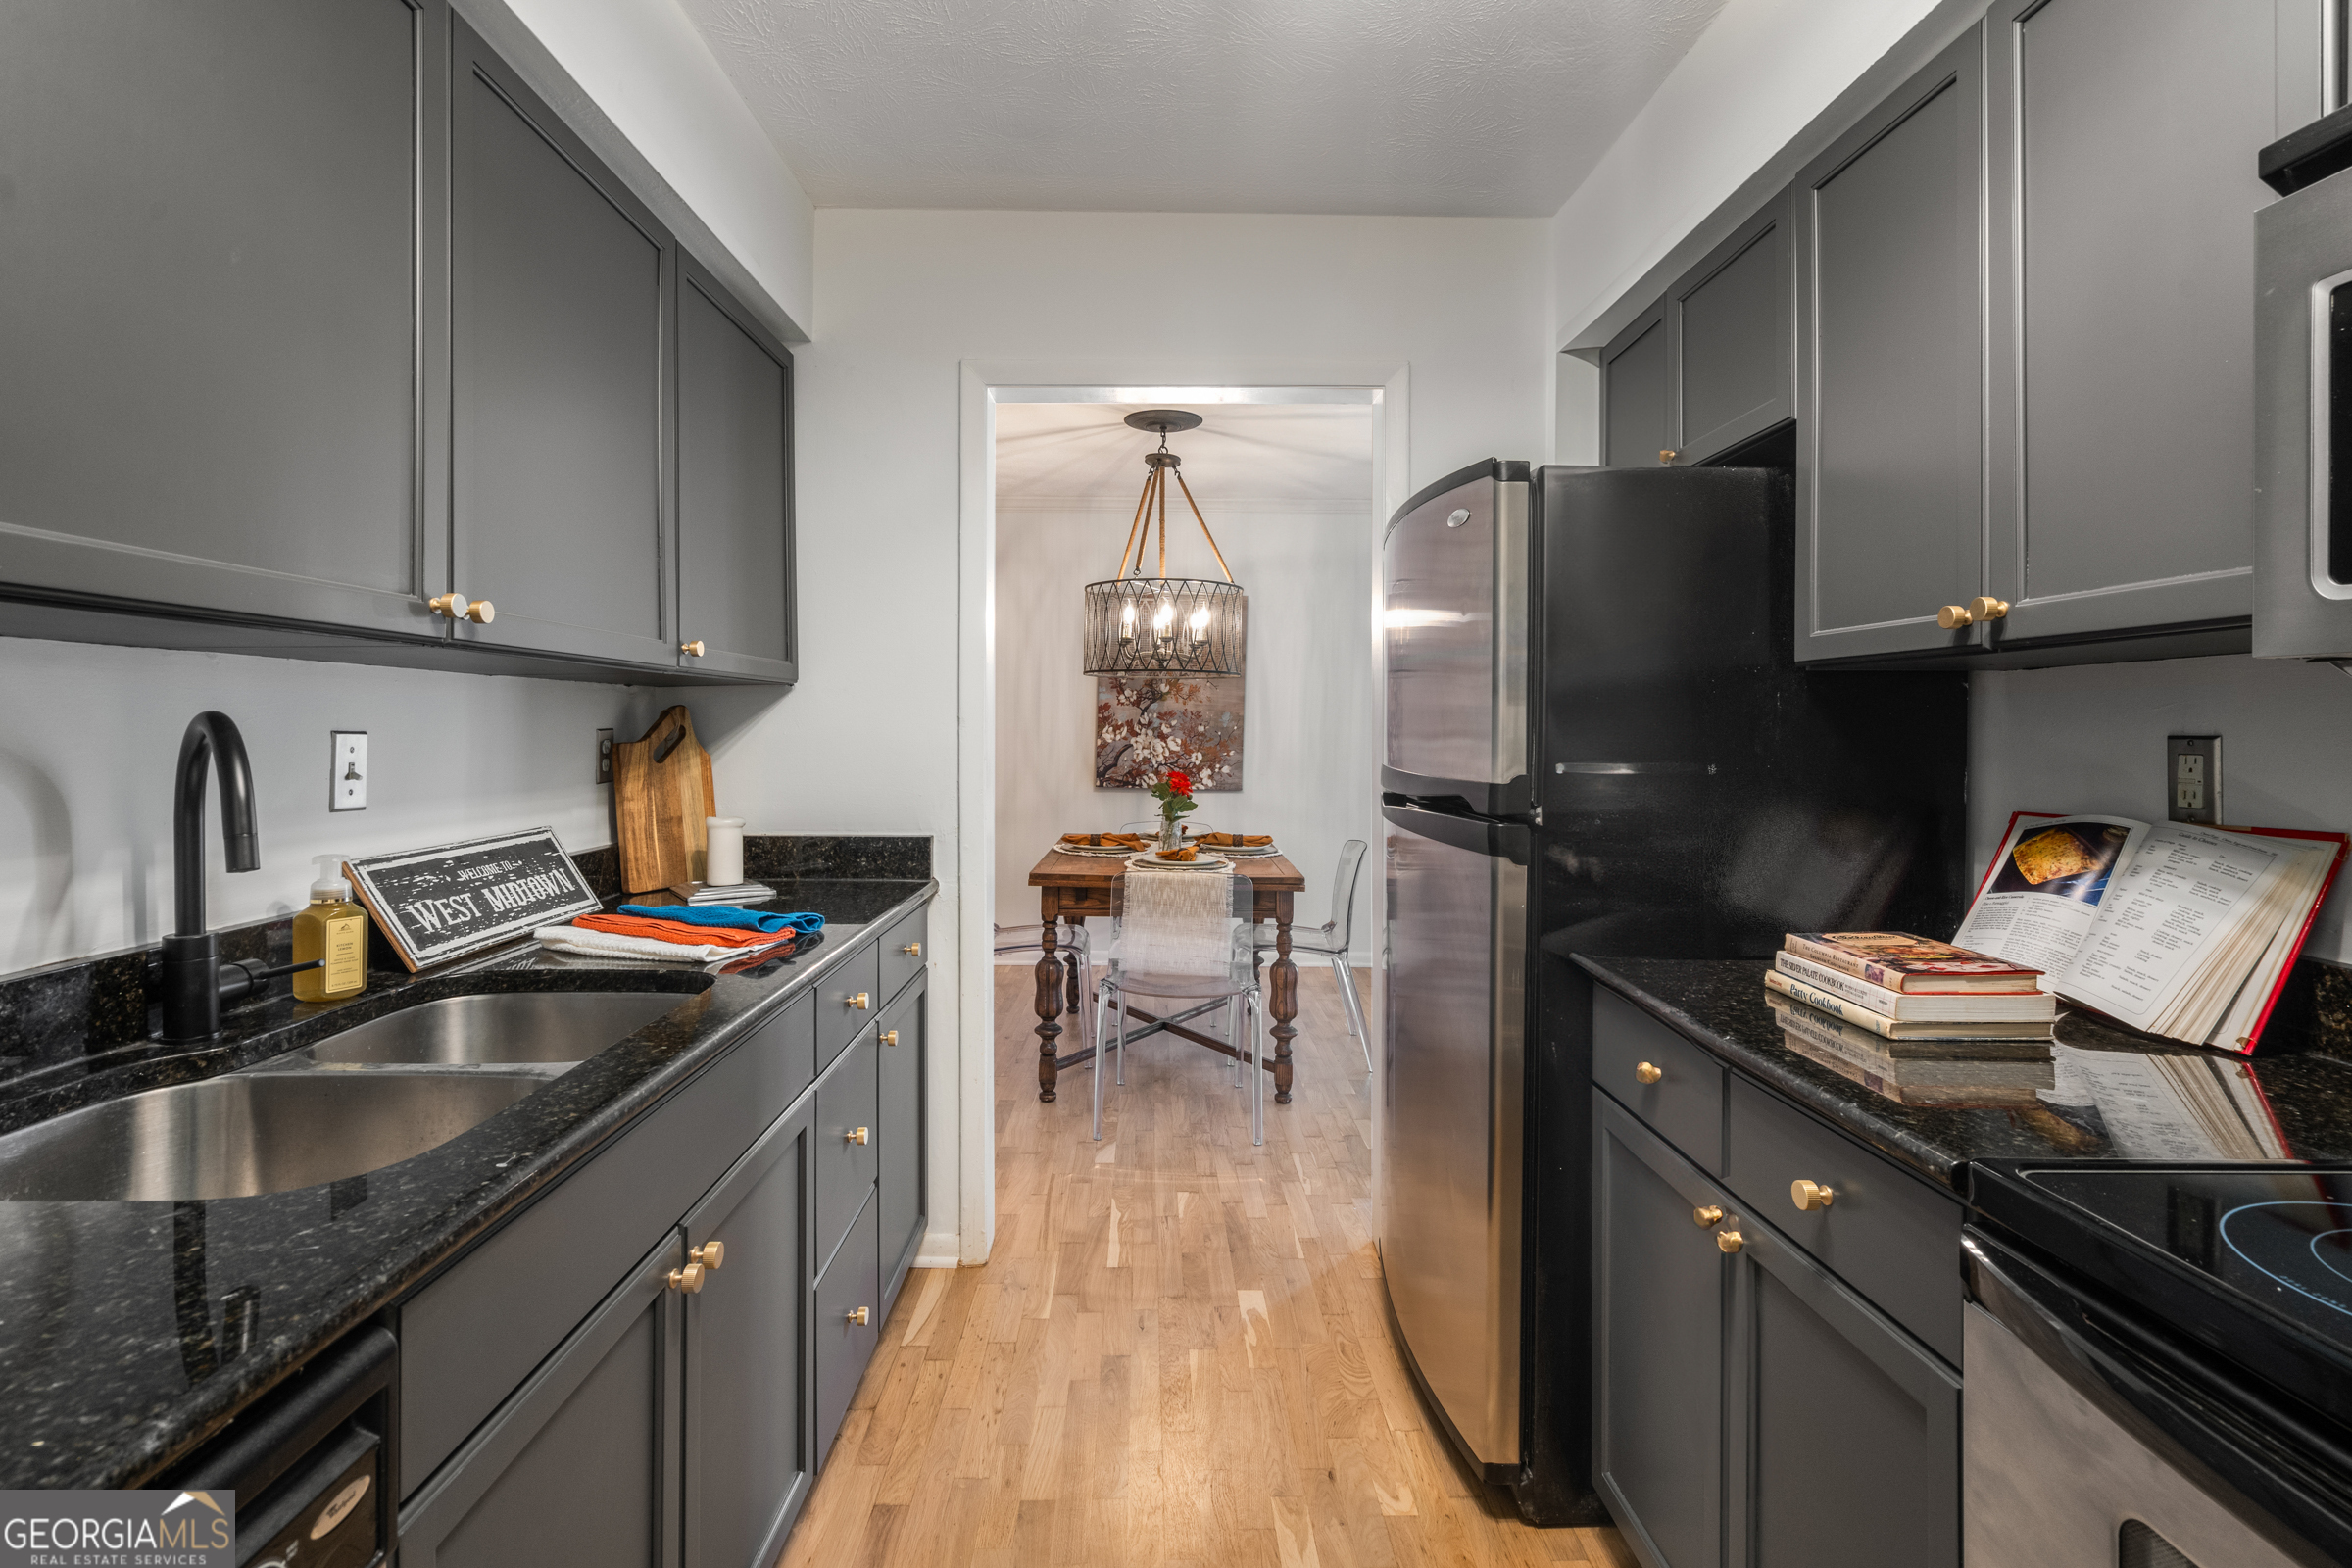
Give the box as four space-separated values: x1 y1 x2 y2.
612 706 715 895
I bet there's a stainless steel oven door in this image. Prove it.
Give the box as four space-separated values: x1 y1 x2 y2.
1962 1230 2335 1568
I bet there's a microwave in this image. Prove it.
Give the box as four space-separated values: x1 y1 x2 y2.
2257 111 2352 657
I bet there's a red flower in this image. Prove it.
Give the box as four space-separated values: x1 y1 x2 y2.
1164 769 1194 796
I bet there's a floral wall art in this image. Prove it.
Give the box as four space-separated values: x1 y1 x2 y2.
1094 674 1246 791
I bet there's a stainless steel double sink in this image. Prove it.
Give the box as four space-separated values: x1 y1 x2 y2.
0 990 696 1202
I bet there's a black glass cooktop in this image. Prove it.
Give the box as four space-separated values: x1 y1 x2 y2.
2022 1167 2352 1352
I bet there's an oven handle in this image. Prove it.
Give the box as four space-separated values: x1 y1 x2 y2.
1965 1228 2352 1566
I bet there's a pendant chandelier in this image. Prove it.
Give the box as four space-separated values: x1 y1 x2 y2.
1081 410 1246 676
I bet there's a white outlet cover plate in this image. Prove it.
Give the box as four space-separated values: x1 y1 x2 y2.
332 731 368 811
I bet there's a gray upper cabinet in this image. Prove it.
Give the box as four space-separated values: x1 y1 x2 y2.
1602 304 1672 469
676 263 797 681
0 0 444 640
1725 1214 1960 1568
450 19 674 669
1793 25 1988 662
1983 0 2279 648
1668 191 1794 466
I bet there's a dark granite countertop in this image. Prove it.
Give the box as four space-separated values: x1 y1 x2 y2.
0 875 934 1491
1575 956 2352 1191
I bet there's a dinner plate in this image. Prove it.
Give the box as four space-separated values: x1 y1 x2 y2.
1124 852 1232 872
1055 841 1144 857
1207 843 1281 858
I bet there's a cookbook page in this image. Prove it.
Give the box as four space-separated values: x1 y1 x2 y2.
1953 814 2147 977
2057 823 2288 1032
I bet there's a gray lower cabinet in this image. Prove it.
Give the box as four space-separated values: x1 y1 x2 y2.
1667 191 1793 466
0 0 442 640
399 1229 685 1568
1792 24 1987 663
876 976 928 1316
1602 304 1671 469
676 261 796 681
449 17 673 669
1982 0 2275 647
1594 1097 1726 1568
814 1190 881 1468
1725 1215 1960 1568
683 1099 814 1568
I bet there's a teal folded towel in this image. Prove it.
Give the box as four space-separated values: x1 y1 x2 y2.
618 904 824 935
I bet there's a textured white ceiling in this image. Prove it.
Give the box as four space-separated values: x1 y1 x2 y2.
995 402 1372 510
679 0 1730 217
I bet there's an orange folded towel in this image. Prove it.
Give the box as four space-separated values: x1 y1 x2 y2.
573 911 790 949
1062 832 1149 849
1196 833 1271 847
1153 844 1199 861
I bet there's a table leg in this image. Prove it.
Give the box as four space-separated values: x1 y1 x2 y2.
1063 915 1082 1017
1270 898 1297 1103
1035 899 1063 1102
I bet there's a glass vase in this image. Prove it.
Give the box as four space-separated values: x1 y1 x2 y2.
1158 818 1183 853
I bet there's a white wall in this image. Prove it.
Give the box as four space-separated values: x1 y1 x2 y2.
994 499 1379 956
1970 655 2352 964
0 638 657 972
501 0 814 334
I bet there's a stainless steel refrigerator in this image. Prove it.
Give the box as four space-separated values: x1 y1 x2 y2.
1378 456 1968 1523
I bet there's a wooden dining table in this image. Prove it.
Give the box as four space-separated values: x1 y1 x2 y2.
1025 846 1306 1105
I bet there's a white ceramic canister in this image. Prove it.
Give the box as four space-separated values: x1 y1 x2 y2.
705 816 747 887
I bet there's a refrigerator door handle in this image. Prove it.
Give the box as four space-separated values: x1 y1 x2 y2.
1381 802 1531 864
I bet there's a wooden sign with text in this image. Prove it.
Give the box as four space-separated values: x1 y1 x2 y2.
347 828 600 971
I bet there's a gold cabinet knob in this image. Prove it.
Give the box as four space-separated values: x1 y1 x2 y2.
1692 1204 1724 1228
1791 1179 1836 1212
1969 596 2010 622
1937 604 1973 630
847 1125 869 1146
667 1262 707 1294
681 640 706 657
848 991 869 1010
428 592 470 620
1658 449 1679 466
692 1240 726 1270
847 1306 869 1327
1717 1230 1744 1254
902 942 922 956
881 1029 900 1047
1635 1060 1663 1085
465 599 495 624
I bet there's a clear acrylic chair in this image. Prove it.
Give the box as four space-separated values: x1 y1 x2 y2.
1256 840 1370 1070
1094 870 1264 1146
995 920 1094 1054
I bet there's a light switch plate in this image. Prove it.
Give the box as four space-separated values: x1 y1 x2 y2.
331 731 368 811
2167 734 2220 824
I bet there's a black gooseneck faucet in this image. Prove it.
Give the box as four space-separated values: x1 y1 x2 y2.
158 711 262 1043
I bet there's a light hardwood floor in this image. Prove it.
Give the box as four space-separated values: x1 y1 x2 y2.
777 963 1635 1568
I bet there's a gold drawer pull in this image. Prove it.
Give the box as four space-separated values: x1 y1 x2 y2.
680 639 706 657
1717 1230 1744 1254
466 599 495 624
902 942 922 956
1692 1205 1724 1228
692 1240 726 1270
847 1306 870 1327
1635 1061 1663 1085
428 592 469 620
1791 1179 1836 1212
847 991 869 1010
1937 604 1972 629
667 1263 706 1294
1937 597 2009 631
881 1029 900 1047
847 1126 869 1146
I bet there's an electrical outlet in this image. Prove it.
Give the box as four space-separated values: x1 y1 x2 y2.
331 731 368 811
596 728 615 785
2167 734 2221 824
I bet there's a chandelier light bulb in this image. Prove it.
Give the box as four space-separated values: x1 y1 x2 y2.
1188 607 1210 645
1118 600 1137 644
1153 600 1175 643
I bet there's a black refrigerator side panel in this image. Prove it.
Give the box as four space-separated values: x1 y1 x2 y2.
1535 465 1967 961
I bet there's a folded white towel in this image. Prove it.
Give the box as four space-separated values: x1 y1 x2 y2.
532 926 789 966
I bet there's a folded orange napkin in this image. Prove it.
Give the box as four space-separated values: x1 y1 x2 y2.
1062 832 1149 849
1195 833 1271 847
1153 844 1199 861
573 910 790 949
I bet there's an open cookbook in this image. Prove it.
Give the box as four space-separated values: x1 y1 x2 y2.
1952 812 2348 1054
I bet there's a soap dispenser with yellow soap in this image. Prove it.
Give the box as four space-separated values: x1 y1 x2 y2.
294 854 368 1002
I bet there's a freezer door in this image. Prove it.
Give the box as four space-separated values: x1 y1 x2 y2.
1380 804 1526 1470
1383 462 1529 812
